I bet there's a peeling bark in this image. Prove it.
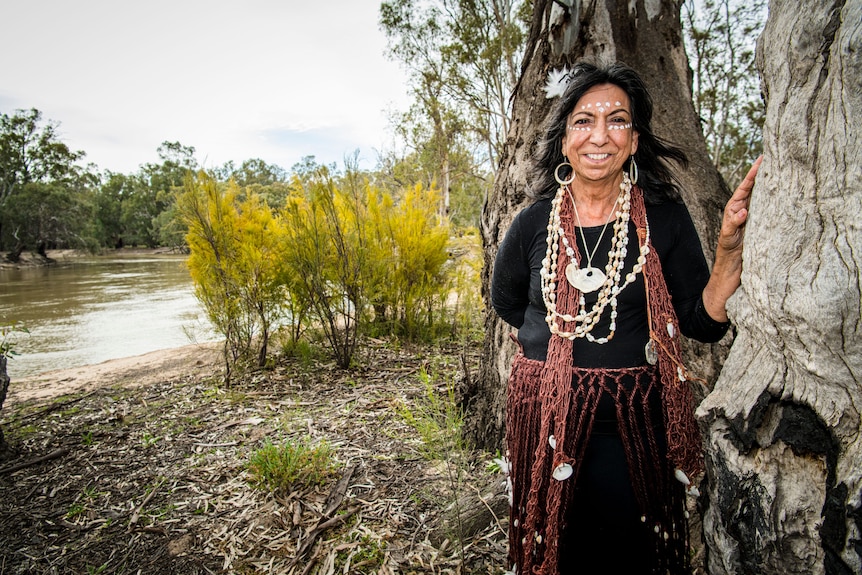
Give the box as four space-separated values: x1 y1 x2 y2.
697 1 862 573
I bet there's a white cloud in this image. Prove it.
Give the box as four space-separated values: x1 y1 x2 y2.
0 0 410 174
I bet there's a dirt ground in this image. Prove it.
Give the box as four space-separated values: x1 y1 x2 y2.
0 340 509 574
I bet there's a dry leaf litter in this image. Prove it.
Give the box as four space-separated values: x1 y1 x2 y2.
0 340 509 574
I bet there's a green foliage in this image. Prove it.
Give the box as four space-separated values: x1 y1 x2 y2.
335 532 387 573
684 0 766 184
65 502 87 520
0 108 98 254
246 437 337 493
91 172 128 248
121 142 197 248
214 158 289 188
179 172 289 377
396 366 465 460
380 0 528 171
2 181 100 253
365 183 453 341
0 108 89 201
0 321 29 359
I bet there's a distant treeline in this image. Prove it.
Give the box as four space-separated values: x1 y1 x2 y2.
0 108 487 261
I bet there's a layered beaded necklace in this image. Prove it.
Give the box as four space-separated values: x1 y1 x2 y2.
539 172 651 344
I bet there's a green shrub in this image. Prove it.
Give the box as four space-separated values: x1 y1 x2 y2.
397 367 464 461
247 437 337 493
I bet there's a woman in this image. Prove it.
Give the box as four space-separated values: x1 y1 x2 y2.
491 61 761 575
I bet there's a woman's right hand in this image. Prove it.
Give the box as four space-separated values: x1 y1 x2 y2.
702 155 763 322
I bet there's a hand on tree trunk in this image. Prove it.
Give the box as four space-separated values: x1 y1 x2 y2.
703 155 763 322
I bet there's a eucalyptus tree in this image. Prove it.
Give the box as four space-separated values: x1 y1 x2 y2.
0 108 96 257
379 0 529 214
683 0 767 185
215 158 293 210
697 2 862 572
120 141 198 248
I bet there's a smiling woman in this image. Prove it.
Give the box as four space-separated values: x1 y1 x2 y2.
490 60 760 575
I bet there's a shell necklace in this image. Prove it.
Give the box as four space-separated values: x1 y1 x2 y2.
540 172 651 343
565 187 620 293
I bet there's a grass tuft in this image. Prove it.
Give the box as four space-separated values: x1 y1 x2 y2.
246 437 337 493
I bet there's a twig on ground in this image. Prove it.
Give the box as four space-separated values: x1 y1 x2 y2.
0 446 70 475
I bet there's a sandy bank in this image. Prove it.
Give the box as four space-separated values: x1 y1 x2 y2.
6 341 223 406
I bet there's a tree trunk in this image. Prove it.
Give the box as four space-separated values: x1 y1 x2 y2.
696 2 862 574
465 0 728 452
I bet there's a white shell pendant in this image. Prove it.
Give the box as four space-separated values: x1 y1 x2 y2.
552 462 573 481
645 339 658 365
565 263 606 293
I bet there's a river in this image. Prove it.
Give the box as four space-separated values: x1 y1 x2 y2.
0 253 218 380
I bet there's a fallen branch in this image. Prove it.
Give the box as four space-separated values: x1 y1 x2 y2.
287 465 359 569
6 391 97 424
288 507 359 569
0 447 70 475
128 478 165 530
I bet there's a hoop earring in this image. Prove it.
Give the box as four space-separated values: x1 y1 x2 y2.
628 157 639 185
555 161 576 185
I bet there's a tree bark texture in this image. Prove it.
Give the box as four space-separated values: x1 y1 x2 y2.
696 2 862 574
465 0 729 452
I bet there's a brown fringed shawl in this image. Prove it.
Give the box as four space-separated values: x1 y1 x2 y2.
505 186 703 575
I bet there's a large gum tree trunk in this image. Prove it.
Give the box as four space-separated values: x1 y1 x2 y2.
696 2 862 573
465 0 728 456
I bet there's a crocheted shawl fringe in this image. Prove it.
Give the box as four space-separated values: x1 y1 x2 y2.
505 186 703 575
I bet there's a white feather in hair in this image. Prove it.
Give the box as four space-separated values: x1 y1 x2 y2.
543 67 571 99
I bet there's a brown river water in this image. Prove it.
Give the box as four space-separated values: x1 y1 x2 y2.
0 254 218 379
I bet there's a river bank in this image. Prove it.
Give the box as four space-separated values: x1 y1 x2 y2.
0 338 507 573
0 247 186 270
5 340 223 405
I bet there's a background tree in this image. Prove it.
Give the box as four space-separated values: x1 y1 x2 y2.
92 172 130 248
683 0 767 185
122 141 197 248
696 2 862 573
380 0 528 217
0 108 96 258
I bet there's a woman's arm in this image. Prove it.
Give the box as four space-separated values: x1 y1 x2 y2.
702 156 763 322
491 214 532 328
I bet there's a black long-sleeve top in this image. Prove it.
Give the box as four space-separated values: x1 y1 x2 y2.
491 196 730 367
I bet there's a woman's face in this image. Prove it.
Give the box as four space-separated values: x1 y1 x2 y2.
561 83 639 188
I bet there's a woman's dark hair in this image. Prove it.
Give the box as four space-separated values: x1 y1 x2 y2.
529 61 687 203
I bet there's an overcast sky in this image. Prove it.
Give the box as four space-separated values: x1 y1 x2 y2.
0 0 412 175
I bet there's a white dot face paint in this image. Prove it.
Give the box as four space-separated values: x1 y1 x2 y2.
607 122 633 131
561 83 639 183
569 94 633 132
